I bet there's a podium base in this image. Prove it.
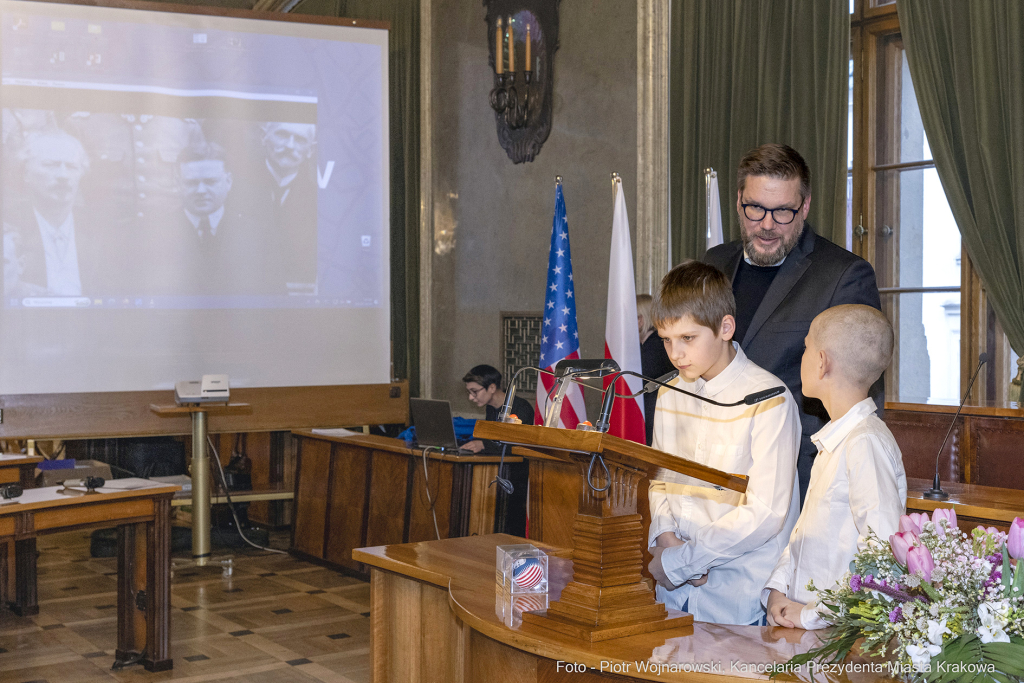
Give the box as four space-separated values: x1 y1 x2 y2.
521 607 693 642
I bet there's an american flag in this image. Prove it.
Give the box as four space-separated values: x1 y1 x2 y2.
536 181 587 428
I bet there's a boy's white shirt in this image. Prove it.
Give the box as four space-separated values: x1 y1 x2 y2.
762 397 907 630
649 342 800 625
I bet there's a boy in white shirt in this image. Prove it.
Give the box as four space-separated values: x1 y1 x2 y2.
764 304 907 629
647 262 801 626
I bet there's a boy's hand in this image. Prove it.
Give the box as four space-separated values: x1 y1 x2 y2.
648 547 675 589
688 573 708 586
655 531 684 548
766 589 804 628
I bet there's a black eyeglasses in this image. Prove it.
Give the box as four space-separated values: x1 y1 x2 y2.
741 202 800 225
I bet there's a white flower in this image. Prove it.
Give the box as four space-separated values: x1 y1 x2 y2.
927 618 951 646
929 603 940 618
979 625 1011 644
979 602 1011 631
907 643 940 672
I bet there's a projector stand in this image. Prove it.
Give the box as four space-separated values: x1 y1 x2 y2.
150 402 252 577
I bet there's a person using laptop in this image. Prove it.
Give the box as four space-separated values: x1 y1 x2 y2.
462 364 533 537
462 364 535 453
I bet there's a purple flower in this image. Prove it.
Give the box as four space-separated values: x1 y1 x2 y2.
1008 517 1024 560
889 606 903 622
850 574 862 591
890 531 919 566
907 545 935 582
932 508 957 538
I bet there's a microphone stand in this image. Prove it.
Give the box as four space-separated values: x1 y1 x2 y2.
923 353 989 501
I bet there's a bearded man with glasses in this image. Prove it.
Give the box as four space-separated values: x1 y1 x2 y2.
704 143 882 506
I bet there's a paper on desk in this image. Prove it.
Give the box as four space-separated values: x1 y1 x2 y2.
310 427 361 437
101 478 169 490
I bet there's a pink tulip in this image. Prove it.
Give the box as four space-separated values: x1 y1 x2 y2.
890 531 919 566
907 545 935 582
1008 518 1024 560
932 509 957 538
899 513 930 535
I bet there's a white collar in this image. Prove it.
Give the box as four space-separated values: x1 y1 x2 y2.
811 397 877 453
184 205 225 234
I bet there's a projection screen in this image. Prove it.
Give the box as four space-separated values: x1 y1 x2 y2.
0 0 391 407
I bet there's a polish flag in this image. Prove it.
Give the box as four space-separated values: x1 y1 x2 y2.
603 177 645 443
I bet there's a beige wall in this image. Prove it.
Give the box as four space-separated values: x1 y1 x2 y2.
425 0 638 416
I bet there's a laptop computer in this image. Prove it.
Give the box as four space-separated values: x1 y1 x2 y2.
409 398 472 453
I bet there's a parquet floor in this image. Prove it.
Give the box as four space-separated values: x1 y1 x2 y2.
0 530 371 683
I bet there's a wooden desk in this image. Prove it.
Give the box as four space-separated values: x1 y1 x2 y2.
905 476 1024 531
354 535 887 683
0 454 42 487
0 483 178 671
291 431 523 575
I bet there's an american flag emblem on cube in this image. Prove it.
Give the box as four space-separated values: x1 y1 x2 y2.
512 558 544 590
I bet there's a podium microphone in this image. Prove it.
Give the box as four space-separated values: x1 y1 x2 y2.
923 352 989 501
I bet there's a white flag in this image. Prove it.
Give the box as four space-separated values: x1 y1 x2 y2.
707 169 724 251
603 177 645 443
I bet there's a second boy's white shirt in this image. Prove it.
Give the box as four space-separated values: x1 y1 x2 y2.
649 343 801 625
762 397 907 629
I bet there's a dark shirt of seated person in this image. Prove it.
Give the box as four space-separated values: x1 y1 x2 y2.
463 364 533 537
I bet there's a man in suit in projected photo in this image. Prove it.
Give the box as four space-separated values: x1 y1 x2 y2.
257 121 318 293
3 129 108 298
140 141 267 296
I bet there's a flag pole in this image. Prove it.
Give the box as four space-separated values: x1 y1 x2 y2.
555 175 562 186
611 172 620 201
705 167 716 243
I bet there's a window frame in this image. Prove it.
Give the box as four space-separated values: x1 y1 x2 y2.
849 4 1001 406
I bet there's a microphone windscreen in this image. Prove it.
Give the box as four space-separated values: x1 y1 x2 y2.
645 370 679 392
743 386 785 405
979 352 991 364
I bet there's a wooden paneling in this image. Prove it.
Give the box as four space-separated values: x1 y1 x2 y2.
407 451 454 543
325 443 371 571
527 459 578 549
883 410 962 481
972 417 1024 490
292 437 331 558
467 464 498 537
364 451 412 548
0 381 409 439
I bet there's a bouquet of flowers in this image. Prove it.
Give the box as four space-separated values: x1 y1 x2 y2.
780 510 1024 681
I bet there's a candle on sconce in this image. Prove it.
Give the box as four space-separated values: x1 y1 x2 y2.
495 17 503 74
507 16 514 73
525 23 531 72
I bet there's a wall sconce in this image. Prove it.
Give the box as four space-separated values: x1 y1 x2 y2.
485 1 560 163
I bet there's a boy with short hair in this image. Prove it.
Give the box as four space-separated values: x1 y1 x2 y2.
763 304 906 629
647 261 801 626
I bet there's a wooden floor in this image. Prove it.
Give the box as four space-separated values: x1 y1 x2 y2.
0 530 371 683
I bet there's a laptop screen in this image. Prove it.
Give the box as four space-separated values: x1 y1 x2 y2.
409 398 459 449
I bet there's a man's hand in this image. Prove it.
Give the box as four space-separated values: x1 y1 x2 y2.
766 589 804 628
462 439 485 453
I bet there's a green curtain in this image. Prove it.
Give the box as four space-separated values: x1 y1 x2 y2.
898 0 1024 382
292 0 421 394
670 0 849 262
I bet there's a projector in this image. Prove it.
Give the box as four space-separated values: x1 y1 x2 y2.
175 374 230 405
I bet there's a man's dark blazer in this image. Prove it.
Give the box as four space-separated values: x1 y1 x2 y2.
704 224 882 499
3 204 111 296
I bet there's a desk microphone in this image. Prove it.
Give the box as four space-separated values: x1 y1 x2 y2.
595 369 786 432
923 352 989 501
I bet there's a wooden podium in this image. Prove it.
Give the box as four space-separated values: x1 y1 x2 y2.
473 421 748 642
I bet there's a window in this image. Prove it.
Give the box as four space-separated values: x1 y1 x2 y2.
850 2 1015 405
